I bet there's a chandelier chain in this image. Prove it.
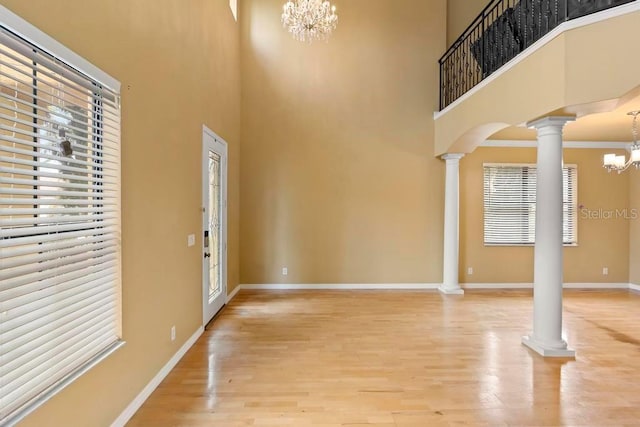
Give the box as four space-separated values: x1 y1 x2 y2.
630 111 640 145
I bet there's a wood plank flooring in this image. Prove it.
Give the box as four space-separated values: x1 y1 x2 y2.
127 289 640 426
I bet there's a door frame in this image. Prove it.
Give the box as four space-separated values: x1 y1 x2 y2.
202 125 228 326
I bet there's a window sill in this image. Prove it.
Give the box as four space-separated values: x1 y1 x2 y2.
4 340 126 426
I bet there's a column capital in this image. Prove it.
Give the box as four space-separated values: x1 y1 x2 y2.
527 116 575 131
441 153 465 162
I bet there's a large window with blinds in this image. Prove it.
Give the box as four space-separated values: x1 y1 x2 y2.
0 12 122 425
483 163 577 246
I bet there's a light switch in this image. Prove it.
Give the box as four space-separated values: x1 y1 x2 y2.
187 234 196 247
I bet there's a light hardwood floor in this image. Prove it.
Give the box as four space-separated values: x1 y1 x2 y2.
127 289 640 426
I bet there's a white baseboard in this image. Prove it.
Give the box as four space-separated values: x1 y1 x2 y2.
463 282 630 289
630 283 640 292
226 285 242 303
240 283 441 290
235 283 636 292
463 283 533 289
564 283 629 289
110 326 204 427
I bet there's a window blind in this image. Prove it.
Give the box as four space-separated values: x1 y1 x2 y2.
483 163 577 245
0 26 121 424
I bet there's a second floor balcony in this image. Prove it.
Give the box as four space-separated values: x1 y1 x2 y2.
439 0 634 110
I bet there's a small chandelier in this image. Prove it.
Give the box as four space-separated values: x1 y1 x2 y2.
281 0 338 43
603 110 640 173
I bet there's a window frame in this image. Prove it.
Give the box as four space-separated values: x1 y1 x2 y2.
483 162 578 247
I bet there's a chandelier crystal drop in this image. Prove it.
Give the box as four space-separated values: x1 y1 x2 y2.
281 0 338 43
603 110 640 173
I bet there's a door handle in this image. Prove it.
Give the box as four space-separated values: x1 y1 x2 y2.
204 253 211 258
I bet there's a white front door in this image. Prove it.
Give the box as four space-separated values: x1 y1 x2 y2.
202 126 227 326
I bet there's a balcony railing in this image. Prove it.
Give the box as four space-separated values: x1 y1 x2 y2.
439 0 634 110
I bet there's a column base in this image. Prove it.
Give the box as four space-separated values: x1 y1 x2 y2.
521 335 575 358
438 286 464 295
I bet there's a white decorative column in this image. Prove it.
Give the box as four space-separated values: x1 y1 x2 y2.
440 153 465 295
522 116 575 357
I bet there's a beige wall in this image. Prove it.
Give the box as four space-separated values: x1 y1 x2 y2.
460 147 630 284
629 168 640 284
0 1 241 425
239 0 447 285
446 0 487 47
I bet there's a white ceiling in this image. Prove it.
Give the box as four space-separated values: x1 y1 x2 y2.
491 94 640 143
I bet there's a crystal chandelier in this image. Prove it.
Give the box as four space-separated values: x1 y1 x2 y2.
281 0 338 43
603 111 640 173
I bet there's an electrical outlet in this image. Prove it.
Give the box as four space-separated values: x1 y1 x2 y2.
187 234 196 247
282 267 288 276
171 326 176 341
603 267 609 276
467 267 473 275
